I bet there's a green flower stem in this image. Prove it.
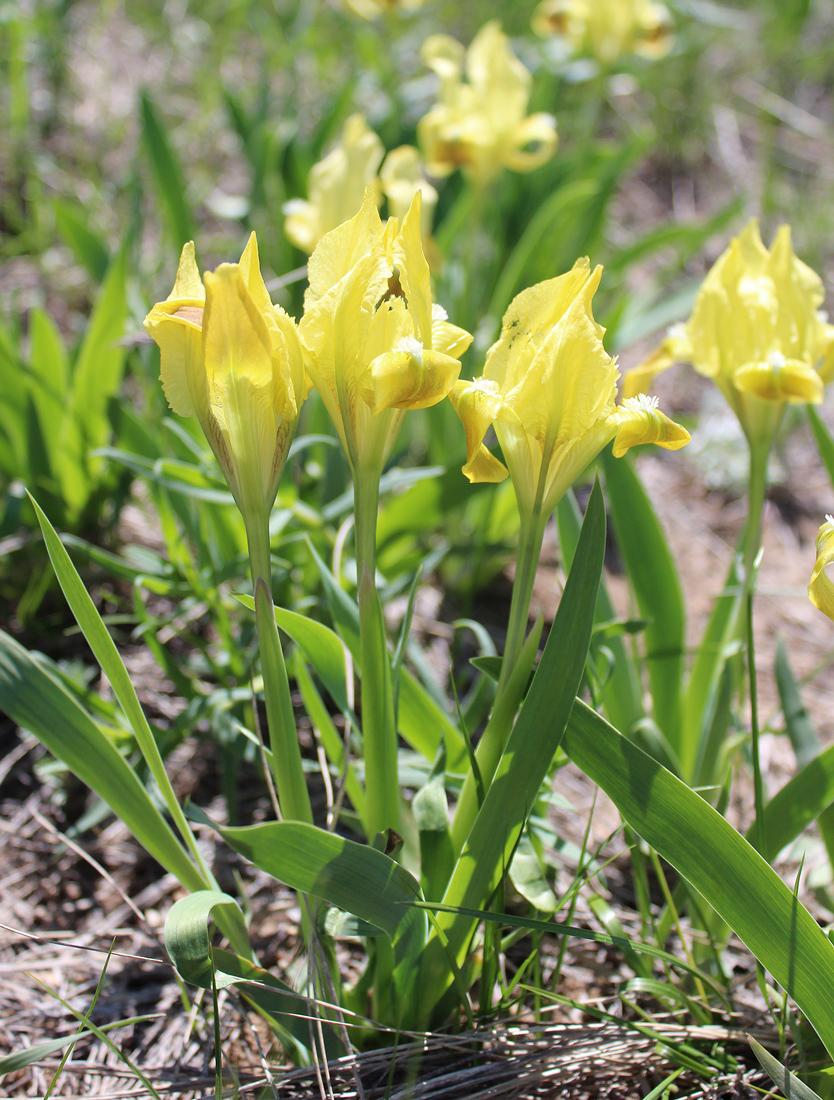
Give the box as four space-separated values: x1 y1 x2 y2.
245 511 313 826
353 465 380 581
499 507 547 694
742 439 770 583
353 464 399 836
358 566 399 835
450 507 547 855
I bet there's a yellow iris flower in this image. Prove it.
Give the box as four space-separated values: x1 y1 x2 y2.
450 258 689 516
144 234 305 520
380 146 438 240
298 187 471 477
283 115 384 254
344 0 425 17
418 21 557 185
809 516 834 622
625 221 834 447
532 0 673 64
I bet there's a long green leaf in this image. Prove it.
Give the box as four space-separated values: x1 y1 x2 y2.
0 1018 156 1078
30 496 213 885
53 198 110 282
556 489 643 735
419 479 606 1024
753 744 834 863
140 91 195 246
562 700 834 1061
63 246 127 516
27 308 69 486
602 448 685 763
0 629 203 891
808 402 834 489
749 1038 824 1100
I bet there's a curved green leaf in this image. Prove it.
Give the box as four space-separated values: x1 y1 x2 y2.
602 448 684 759
188 808 426 1017
0 628 204 892
563 700 834 1060
753 743 834 862
30 494 211 882
418 479 607 1025
164 891 251 990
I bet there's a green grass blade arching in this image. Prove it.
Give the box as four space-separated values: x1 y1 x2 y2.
30 495 212 880
53 198 110 282
60 247 127 517
140 90 195 247
418 480 606 1022
601 448 685 767
562 700 834 1061
0 628 205 892
0 1019 157 1079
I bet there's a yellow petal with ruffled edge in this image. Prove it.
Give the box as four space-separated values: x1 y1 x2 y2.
611 394 691 457
449 378 510 483
143 242 206 418
809 517 834 622
304 187 386 306
733 356 824 404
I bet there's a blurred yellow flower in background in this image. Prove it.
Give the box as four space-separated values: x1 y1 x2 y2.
532 0 673 64
809 516 834 622
624 221 834 447
381 145 438 239
299 188 471 476
144 235 305 520
344 0 426 17
283 114 383 254
450 258 689 516
418 21 557 185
